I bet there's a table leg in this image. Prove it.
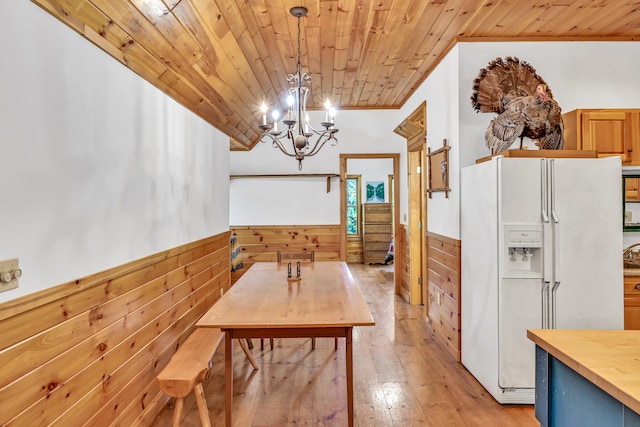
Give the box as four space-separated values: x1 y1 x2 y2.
225 330 233 427
346 327 353 427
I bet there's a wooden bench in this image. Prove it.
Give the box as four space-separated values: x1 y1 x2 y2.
157 328 258 426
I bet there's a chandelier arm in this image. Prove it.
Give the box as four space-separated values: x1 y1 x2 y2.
304 123 335 135
305 133 339 157
262 133 299 158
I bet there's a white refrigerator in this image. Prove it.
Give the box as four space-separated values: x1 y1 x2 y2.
461 155 624 404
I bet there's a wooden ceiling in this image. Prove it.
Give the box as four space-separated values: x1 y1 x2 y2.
33 0 640 150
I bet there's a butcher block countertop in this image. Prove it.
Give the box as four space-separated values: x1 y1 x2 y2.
527 329 640 415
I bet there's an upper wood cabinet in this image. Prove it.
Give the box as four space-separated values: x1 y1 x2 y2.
626 177 640 202
563 109 640 164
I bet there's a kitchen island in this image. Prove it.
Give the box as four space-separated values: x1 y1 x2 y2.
527 329 640 427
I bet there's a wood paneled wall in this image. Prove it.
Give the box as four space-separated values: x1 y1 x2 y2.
230 225 341 270
0 231 231 426
426 232 462 362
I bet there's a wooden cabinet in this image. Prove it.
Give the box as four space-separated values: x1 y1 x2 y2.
563 109 640 164
624 275 640 329
362 203 392 264
625 177 640 201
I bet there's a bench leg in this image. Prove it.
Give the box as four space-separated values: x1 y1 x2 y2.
172 397 185 427
311 337 316 350
194 383 211 427
237 338 259 370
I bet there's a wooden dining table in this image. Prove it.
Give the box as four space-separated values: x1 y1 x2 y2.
196 261 375 426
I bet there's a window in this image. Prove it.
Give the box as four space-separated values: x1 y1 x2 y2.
346 175 361 235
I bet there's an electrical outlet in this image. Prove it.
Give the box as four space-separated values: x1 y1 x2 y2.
0 258 20 293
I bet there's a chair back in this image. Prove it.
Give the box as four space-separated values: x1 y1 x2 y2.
277 250 315 263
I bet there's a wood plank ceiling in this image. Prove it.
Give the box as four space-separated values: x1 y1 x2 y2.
32 0 640 151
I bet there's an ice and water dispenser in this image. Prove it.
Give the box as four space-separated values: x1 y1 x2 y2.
503 224 543 278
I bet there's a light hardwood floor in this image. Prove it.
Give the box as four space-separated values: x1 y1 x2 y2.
151 263 537 426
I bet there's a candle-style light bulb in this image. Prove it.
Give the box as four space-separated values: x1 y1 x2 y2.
329 106 337 124
272 110 280 132
287 94 295 120
324 98 331 122
260 102 268 125
304 113 310 133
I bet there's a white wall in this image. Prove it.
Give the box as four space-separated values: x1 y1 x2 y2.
400 46 461 239
230 109 406 225
0 2 229 302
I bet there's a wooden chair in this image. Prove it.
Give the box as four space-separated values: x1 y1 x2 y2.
277 250 314 263
262 251 338 351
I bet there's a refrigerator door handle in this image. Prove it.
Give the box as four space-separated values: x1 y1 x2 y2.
542 281 550 328
550 159 560 223
554 222 561 285
551 281 561 329
541 159 549 223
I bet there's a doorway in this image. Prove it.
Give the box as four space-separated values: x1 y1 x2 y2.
340 154 401 296
394 101 427 305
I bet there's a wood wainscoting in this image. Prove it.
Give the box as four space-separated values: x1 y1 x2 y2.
230 225 341 276
0 231 231 426
346 235 363 263
426 231 462 362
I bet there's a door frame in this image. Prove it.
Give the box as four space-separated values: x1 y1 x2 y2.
408 148 426 305
340 153 401 294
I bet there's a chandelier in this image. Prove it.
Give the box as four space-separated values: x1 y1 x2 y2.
258 6 338 170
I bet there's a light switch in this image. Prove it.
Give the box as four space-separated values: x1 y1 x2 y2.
0 258 20 293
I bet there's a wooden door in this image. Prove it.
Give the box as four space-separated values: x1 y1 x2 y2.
581 111 630 160
408 150 423 305
626 177 640 201
395 101 427 306
624 276 640 330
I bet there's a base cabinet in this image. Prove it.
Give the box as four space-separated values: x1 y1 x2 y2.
624 275 640 329
535 346 640 427
362 203 392 264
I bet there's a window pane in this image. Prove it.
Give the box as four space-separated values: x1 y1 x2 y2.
347 206 357 234
347 179 357 206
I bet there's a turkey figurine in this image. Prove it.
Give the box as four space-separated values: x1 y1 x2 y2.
471 57 564 154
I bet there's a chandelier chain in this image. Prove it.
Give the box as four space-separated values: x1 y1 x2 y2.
297 13 302 73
